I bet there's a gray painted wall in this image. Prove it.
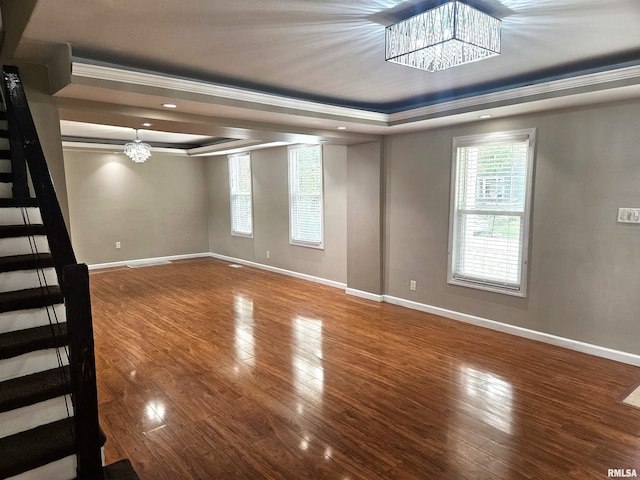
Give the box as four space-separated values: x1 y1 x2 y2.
347 141 383 294
206 145 348 284
63 150 209 264
60 98 640 355
20 63 71 230
385 99 640 354
0 1 38 62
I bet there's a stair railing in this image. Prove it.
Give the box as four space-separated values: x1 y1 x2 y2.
2 65 104 480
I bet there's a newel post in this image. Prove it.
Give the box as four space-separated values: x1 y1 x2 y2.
64 263 104 480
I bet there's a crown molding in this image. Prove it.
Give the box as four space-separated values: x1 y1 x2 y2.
69 60 640 133
71 61 388 124
389 64 640 124
62 141 187 155
187 141 292 157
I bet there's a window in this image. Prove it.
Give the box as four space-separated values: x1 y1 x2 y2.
288 145 323 248
228 153 253 237
448 129 536 296
477 176 506 199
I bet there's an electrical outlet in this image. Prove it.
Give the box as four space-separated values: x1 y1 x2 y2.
266 251 271 259
116 241 121 249
410 280 416 291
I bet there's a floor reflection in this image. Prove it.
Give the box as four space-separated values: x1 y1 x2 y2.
145 401 166 422
293 316 324 404
460 365 513 435
142 400 167 434
234 295 255 367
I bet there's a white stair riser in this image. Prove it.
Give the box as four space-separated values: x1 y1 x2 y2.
0 395 73 438
0 347 69 382
0 236 50 257
0 268 58 293
0 208 42 225
0 182 12 197
7 455 76 480
0 304 66 334
0 120 7 130
0 160 10 173
0 138 8 149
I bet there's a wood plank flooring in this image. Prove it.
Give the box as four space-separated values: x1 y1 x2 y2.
90 258 640 479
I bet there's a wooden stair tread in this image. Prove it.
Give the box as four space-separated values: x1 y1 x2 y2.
0 415 108 479
0 198 38 208
0 322 67 360
0 224 46 238
0 365 71 414
0 418 76 479
0 172 11 183
0 286 63 314
0 416 110 479
0 253 54 273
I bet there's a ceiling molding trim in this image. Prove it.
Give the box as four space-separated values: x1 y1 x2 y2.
71 61 388 124
62 141 188 154
389 64 640 124
187 141 293 157
188 139 265 155
71 60 640 130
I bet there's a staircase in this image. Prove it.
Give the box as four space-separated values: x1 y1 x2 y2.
0 67 138 480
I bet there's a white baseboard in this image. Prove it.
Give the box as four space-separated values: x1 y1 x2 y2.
208 252 347 290
346 288 383 302
88 252 211 271
383 295 640 367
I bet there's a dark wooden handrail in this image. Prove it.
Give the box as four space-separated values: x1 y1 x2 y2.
5 97 28 199
2 65 104 480
2 65 76 287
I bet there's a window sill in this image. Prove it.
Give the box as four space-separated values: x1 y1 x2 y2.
447 278 526 298
290 240 324 250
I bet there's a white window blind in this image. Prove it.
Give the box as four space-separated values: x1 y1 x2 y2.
228 153 253 237
448 129 536 296
288 145 323 248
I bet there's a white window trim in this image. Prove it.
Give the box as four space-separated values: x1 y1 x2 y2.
228 152 254 238
288 144 324 249
447 128 537 297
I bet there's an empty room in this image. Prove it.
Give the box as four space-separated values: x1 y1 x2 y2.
0 1 639 479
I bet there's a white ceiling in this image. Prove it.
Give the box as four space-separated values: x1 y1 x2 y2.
9 0 640 149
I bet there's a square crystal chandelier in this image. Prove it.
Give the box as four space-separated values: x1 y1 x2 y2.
385 0 501 72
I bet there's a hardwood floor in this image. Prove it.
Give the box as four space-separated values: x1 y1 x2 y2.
90 258 640 479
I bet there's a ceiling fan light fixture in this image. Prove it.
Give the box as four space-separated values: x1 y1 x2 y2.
124 129 152 163
385 0 501 72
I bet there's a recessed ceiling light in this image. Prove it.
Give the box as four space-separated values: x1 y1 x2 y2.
479 114 492 119
162 103 177 108
336 126 347 130
141 122 153 127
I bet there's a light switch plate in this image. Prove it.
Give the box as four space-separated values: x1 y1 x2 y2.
617 208 640 224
